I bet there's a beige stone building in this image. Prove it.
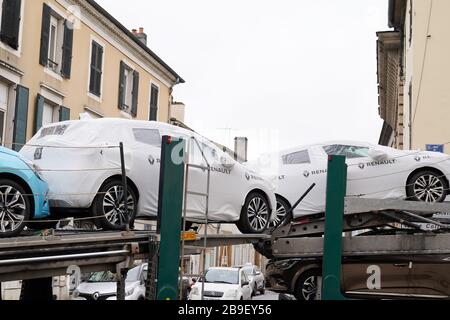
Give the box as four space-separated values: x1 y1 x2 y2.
0 0 184 151
377 0 450 153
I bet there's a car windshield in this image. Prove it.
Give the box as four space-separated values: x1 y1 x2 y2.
87 266 142 283
88 271 116 283
202 269 239 285
323 145 370 159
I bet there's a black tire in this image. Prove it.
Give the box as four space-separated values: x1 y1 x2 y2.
252 284 257 297
406 170 448 203
259 283 265 295
268 196 292 232
0 179 31 238
237 192 270 234
294 269 321 301
92 179 138 231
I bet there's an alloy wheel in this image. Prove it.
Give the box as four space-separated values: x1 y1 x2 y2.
102 185 135 227
413 174 445 203
247 197 269 232
0 185 27 233
301 276 318 301
269 200 288 229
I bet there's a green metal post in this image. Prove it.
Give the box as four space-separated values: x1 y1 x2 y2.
322 155 347 300
156 136 186 300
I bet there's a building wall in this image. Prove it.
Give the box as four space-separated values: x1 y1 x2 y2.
403 0 450 151
0 0 181 149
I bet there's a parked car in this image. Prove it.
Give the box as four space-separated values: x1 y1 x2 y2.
0 147 50 237
250 141 450 226
20 119 277 234
240 264 265 296
266 255 450 300
72 263 147 300
189 267 253 300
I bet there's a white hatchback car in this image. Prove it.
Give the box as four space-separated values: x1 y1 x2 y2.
241 264 265 296
252 141 450 225
72 264 147 300
20 119 276 234
189 267 253 300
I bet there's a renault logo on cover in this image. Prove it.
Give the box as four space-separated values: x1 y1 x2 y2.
303 170 310 178
245 172 250 180
358 163 365 170
414 156 421 162
148 155 155 165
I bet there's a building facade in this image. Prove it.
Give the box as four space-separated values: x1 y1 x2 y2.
377 0 450 153
0 0 184 151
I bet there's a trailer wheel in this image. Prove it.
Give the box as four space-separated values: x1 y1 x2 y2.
92 179 137 231
237 192 270 234
294 269 321 301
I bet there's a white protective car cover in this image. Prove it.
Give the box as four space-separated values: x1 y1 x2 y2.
249 141 450 218
20 119 277 223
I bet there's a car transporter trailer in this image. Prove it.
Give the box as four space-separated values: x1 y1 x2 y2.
1 140 450 300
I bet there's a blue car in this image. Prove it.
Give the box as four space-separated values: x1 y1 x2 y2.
0 147 50 237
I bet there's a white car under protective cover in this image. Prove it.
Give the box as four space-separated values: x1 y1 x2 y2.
20 119 276 233
250 141 450 222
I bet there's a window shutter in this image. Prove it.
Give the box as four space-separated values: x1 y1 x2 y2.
131 70 139 117
39 3 51 66
61 20 74 79
89 42 103 96
0 0 22 50
59 106 70 121
13 85 29 151
118 61 126 109
34 94 45 134
149 85 159 121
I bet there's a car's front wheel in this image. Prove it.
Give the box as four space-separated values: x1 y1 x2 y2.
406 170 448 203
0 179 30 238
237 192 270 234
92 179 138 231
294 269 321 301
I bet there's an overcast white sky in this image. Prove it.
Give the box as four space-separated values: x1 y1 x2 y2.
97 0 389 160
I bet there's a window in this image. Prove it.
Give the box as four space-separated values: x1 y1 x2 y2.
133 128 161 148
149 84 159 121
118 61 139 117
42 102 60 126
89 40 104 97
34 95 71 134
323 145 370 159
0 0 22 50
282 150 311 165
39 4 73 78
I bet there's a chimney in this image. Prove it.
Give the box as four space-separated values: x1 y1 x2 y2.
234 137 248 163
132 27 148 46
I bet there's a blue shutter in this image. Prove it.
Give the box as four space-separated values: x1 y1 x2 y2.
131 70 139 117
13 85 29 151
118 61 126 109
34 94 44 134
59 106 70 121
61 20 74 79
0 0 22 50
39 3 51 66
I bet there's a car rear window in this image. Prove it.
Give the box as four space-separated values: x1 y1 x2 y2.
282 150 311 165
323 145 369 159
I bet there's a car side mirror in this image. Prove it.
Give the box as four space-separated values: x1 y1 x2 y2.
220 155 235 169
368 149 389 161
255 271 261 276
242 281 249 287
